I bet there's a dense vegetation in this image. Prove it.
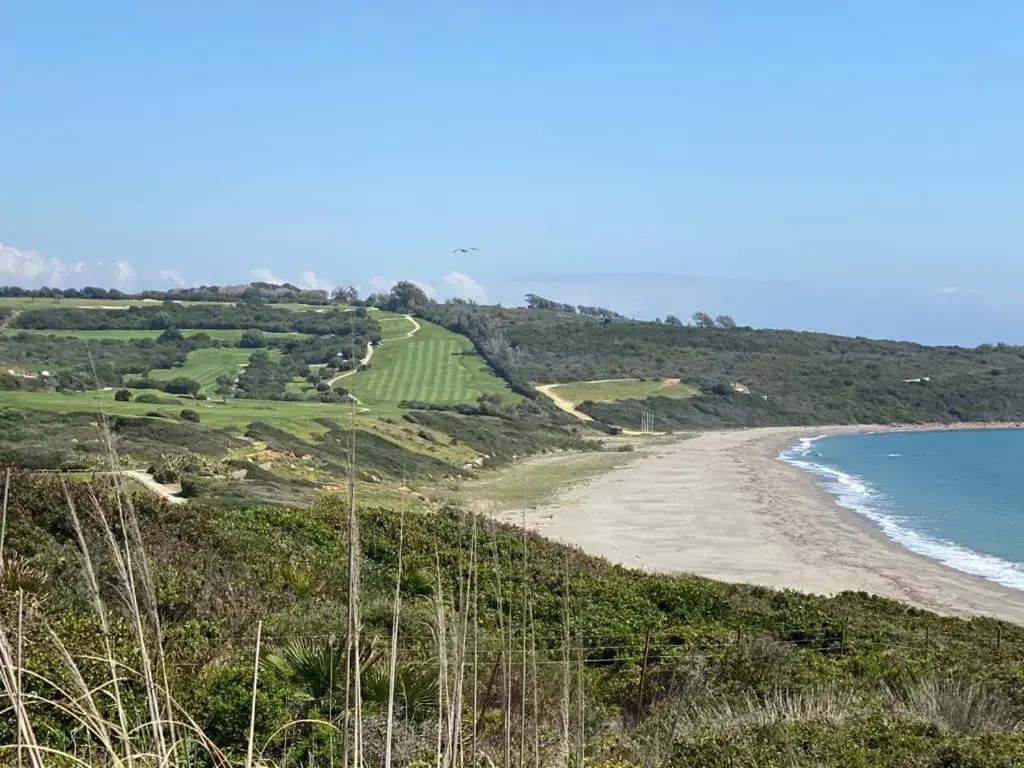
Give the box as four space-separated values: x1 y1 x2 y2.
5 471 1024 766
13 302 378 337
422 302 1024 429
0 279 358 305
0 331 203 389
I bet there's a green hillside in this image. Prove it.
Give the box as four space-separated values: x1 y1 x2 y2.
344 318 519 414
7 471 1024 766
424 303 1024 430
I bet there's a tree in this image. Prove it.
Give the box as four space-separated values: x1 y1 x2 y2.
157 326 184 343
179 408 201 423
692 311 716 328
164 376 202 398
114 389 133 402
386 281 432 314
332 285 358 303
715 314 737 329
239 328 266 348
664 314 683 326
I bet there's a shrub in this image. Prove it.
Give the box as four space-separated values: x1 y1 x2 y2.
164 376 202 398
316 381 331 392
239 328 266 348
151 466 179 484
179 409 201 423
135 392 161 404
157 326 184 343
114 389 133 402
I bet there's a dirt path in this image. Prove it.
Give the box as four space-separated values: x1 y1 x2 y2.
535 377 681 435
535 383 594 422
328 343 375 385
122 470 186 504
328 314 420 386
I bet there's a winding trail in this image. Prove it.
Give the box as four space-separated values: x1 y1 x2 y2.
535 383 594 422
328 314 420 386
535 378 681 435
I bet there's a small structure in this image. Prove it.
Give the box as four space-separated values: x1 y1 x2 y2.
732 382 751 394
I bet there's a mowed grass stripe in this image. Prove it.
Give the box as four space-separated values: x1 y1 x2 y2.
382 342 405 403
440 340 457 402
407 340 431 401
451 341 470 402
342 319 519 413
423 340 446 401
379 342 405 402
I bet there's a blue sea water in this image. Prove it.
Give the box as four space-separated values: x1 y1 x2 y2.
780 429 1024 590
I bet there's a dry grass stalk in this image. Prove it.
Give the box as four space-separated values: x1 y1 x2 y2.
245 620 263 768
384 493 406 768
0 467 9 567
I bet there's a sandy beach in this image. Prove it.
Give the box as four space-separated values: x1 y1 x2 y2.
499 426 1024 624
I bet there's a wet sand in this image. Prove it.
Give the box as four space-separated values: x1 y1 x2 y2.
499 426 1024 624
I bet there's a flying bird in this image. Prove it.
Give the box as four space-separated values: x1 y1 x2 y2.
452 247 479 253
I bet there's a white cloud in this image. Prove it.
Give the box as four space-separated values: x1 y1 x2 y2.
0 242 85 287
160 269 186 287
442 271 486 302
937 286 983 297
299 270 333 292
250 267 285 285
115 260 136 289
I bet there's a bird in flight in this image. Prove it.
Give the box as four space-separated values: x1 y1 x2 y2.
452 247 479 253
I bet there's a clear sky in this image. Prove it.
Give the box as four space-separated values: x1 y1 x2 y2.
2 1 1023 344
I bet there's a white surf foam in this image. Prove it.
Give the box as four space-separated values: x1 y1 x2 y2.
780 437 1024 592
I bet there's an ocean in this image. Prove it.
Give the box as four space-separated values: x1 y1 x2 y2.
780 429 1024 591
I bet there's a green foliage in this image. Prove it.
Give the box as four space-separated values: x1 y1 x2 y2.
134 392 160 404
163 376 202 398
426 304 1024 429
114 388 132 401
0 331 194 389
14 301 379 337
179 408 201 423
239 327 266 348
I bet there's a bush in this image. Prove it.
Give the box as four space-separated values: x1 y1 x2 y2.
157 326 184 343
239 328 266 348
113 389 132 402
135 392 161 404
151 466 179 484
316 381 331 392
164 376 202 398
179 474 202 498
179 409 201 423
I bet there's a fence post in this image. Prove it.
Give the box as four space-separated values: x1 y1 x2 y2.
997 625 1002 654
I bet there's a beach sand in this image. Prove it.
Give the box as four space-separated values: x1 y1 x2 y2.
495 426 1024 624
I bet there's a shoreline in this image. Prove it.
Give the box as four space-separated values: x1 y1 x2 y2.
496 424 1024 625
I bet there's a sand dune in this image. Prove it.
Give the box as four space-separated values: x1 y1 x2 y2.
498 426 1024 624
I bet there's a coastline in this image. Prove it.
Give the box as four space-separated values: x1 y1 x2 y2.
495 424 1024 625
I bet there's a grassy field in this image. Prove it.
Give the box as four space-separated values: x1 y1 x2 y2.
547 377 698 405
0 388 354 438
344 319 517 413
2 328 311 342
147 347 280 392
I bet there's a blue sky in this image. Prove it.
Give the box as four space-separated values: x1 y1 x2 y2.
2 1 1023 344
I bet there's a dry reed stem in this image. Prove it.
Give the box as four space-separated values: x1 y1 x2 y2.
245 621 263 768
383 495 405 768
